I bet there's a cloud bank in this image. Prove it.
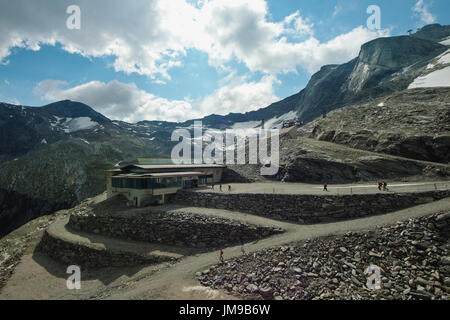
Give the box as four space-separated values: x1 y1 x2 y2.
2 0 390 121
34 77 280 123
413 0 436 25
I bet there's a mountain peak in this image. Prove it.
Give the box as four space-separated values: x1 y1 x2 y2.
40 100 111 124
359 35 446 69
412 23 450 42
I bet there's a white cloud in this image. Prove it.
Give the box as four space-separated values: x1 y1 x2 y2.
199 74 280 115
35 79 197 122
0 0 198 80
412 0 436 25
4 97 20 105
0 0 389 79
194 0 388 74
34 76 280 122
4 0 392 122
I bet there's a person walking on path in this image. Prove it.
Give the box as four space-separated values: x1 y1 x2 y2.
383 182 389 192
241 240 245 255
378 182 383 191
219 249 224 264
323 183 328 192
220 184 222 192
228 185 232 192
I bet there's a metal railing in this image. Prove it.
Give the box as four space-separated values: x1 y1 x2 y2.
200 182 450 196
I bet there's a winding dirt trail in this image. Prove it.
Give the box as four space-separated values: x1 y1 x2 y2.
105 197 450 300
1 190 449 300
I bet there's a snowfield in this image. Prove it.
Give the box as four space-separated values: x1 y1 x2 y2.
64 117 99 133
408 66 450 89
231 121 261 130
264 111 298 129
440 37 450 46
437 49 450 65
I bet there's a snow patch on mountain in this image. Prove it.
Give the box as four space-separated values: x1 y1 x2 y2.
231 121 261 130
408 66 450 89
440 37 450 46
437 49 450 64
63 117 99 133
264 111 298 129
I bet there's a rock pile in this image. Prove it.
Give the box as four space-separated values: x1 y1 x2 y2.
70 206 284 249
197 213 450 300
0 238 27 290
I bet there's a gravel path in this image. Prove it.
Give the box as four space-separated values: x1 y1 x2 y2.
1 197 449 300
198 181 450 195
105 197 450 300
49 218 200 258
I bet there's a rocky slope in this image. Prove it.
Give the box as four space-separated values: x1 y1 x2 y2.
0 100 176 164
412 24 450 42
0 100 109 163
293 31 448 124
309 88 450 163
198 212 450 300
225 134 450 184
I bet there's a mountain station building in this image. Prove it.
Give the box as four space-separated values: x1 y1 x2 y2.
106 160 226 207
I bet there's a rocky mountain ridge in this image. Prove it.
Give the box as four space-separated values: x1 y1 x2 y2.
309 88 450 163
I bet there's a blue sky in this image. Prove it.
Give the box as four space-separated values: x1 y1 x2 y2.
0 0 448 122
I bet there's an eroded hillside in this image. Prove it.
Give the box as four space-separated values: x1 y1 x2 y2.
309 88 450 163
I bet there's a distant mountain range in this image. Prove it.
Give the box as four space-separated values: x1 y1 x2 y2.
182 24 450 128
0 23 449 237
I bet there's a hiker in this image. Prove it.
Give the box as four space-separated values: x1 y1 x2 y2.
323 183 328 192
378 182 383 191
228 185 232 192
241 240 245 254
220 184 223 192
383 182 388 191
219 249 224 264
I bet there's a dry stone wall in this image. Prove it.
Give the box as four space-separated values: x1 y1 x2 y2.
36 230 174 269
68 211 284 249
169 190 450 224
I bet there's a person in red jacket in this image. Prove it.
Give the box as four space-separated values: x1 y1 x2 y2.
323 183 328 192
219 249 224 264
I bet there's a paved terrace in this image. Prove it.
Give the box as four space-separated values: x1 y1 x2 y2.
196 181 450 195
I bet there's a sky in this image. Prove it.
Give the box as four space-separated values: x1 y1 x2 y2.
0 0 448 123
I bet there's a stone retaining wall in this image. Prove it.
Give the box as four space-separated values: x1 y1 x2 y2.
169 190 450 224
68 211 284 249
36 230 174 269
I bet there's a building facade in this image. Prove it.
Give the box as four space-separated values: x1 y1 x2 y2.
106 163 226 207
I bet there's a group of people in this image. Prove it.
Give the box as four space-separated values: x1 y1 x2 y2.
378 181 389 191
322 182 390 192
212 183 232 192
